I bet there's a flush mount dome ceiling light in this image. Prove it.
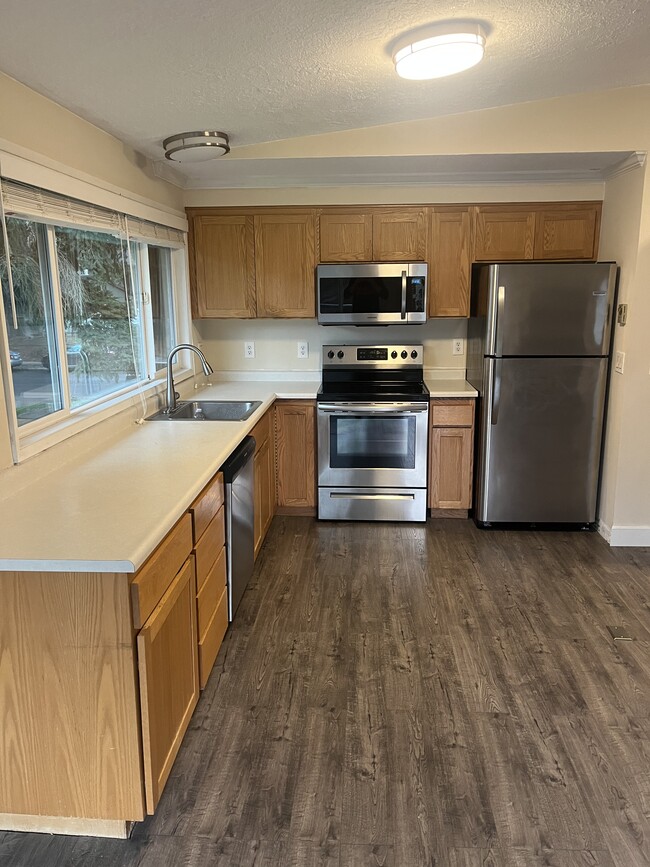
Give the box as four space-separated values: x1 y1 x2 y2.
393 23 486 80
162 130 230 162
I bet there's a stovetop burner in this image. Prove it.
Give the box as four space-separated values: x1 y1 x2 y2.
319 344 428 403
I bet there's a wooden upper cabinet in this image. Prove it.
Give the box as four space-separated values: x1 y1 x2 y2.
372 209 427 261
533 204 601 260
191 215 256 318
473 207 536 261
319 212 373 262
429 208 471 317
254 213 316 317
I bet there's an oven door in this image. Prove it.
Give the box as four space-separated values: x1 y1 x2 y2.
317 402 429 488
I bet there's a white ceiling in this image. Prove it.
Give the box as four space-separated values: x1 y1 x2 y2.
1 0 649 187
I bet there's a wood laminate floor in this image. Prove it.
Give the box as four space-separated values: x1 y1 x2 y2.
2 518 650 866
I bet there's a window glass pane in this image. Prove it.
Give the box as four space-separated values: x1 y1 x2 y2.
54 226 145 407
1 217 63 425
147 245 176 371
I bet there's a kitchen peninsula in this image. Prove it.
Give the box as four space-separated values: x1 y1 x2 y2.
0 372 476 836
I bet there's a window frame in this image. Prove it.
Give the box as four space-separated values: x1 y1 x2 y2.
1 212 193 463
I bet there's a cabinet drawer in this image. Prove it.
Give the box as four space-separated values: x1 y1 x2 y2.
197 546 227 641
131 513 193 629
250 407 272 450
190 472 224 544
195 505 225 593
198 584 228 689
430 401 474 428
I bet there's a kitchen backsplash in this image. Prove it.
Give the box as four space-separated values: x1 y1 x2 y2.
193 318 468 373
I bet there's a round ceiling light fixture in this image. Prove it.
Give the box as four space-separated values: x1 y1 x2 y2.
162 130 230 162
393 22 486 80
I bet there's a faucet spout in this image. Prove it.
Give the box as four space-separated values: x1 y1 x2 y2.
164 344 214 414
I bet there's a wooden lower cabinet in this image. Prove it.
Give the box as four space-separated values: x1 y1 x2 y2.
137 556 199 814
252 407 276 557
190 473 228 688
275 400 316 513
429 399 475 513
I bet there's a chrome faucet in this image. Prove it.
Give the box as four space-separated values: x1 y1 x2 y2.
164 343 213 414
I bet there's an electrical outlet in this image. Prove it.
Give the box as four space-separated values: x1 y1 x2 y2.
297 341 309 359
244 341 255 359
615 350 625 374
452 338 465 356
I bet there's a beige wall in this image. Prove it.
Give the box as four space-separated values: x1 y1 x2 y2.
597 166 645 534
0 72 183 211
195 317 467 374
184 182 603 208
224 86 650 159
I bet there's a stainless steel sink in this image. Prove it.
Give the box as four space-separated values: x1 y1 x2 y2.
147 400 262 422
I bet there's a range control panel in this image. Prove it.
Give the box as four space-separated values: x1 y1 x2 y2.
322 345 424 368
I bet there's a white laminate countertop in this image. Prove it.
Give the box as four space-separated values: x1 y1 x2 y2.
0 376 476 573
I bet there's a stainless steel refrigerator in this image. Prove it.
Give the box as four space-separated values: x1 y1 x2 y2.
467 262 618 526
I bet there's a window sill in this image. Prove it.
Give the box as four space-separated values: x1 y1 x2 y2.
14 367 194 463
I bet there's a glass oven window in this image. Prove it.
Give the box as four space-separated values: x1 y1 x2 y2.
329 415 416 469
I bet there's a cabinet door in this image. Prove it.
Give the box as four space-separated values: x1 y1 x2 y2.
372 209 427 261
429 209 471 317
137 557 199 814
429 427 473 509
319 212 373 262
192 215 256 318
533 205 600 260
474 208 535 261
254 214 316 317
275 401 316 510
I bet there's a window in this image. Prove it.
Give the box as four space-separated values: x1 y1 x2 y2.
0 180 188 457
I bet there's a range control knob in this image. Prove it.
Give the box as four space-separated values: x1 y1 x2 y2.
337 350 345 359
391 350 398 359
401 350 408 359
327 350 335 359
411 350 418 359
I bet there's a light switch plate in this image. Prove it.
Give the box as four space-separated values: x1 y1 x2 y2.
614 351 625 374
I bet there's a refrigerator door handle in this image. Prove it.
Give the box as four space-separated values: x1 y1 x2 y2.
495 285 506 356
491 358 502 425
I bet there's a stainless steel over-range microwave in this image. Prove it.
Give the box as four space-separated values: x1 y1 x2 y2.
317 263 427 325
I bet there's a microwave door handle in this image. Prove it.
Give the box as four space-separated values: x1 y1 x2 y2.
401 270 407 320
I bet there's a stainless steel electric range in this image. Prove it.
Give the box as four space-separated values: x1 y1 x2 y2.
317 344 429 522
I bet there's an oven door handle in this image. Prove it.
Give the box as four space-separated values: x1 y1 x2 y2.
401 270 407 320
317 403 429 414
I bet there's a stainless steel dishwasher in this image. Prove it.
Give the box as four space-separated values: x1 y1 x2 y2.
222 436 256 621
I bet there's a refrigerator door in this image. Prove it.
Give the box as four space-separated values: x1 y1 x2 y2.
476 356 609 524
487 263 617 357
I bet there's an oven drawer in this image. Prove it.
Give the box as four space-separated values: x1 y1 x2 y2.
318 487 427 522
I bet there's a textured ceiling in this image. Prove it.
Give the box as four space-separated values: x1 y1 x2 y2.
1 0 649 182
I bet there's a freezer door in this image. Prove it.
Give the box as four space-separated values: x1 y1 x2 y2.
488 263 617 357
476 356 608 523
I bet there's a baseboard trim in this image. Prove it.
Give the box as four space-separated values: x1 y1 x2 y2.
0 813 132 838
606 525 650 547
